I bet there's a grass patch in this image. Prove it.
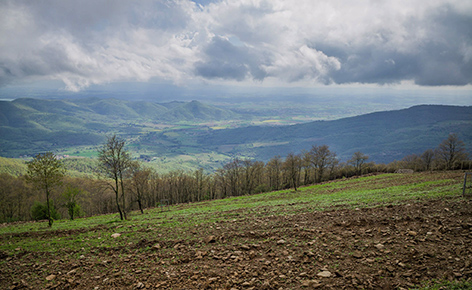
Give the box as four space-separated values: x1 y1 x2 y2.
0 172 464 255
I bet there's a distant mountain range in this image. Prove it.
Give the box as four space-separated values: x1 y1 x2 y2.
199 105 472 163
0 98 240 157
0 97 471 166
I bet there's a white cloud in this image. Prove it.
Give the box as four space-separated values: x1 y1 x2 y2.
0 0 471 90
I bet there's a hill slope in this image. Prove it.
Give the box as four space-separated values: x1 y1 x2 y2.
0 98 240 157
200 105 472 162
0 172 469 289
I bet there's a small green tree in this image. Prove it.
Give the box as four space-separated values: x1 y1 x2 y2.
26 152 65 227
31 201 60 221
62 185 83 220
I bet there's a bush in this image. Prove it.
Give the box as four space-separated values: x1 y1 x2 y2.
31 201 61 221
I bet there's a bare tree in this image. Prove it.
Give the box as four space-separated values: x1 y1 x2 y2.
348 151 369 176
421 149 434 171
436 133 468 170
128 161 152 214
266 156 283 190
25 152 65 227
308 145 337 183
98 135 131 220
283 153 301 191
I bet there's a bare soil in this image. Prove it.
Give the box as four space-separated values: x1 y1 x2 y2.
2 196 472 289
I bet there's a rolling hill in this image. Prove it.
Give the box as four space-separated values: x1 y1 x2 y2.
0 98 241 157
0 98 470 166
198 105 472 163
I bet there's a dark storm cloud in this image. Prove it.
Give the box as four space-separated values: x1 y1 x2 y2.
194 36 268 81
0 0 471 90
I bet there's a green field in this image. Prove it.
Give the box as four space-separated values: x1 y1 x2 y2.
0 171 470 289
0 172 462 249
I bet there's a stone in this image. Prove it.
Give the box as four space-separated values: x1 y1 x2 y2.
352 252 363 259
277 239 286 245
195 251 206 259
67 269 77 275
204 236 216 243
111 233 121 238
317 271 332 278
46 274 56 281
408 231 418 236
136 282 145 289
152 243 161 249
301 280 321 287
375 243 384 250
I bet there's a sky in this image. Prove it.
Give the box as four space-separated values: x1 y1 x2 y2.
1 0 471 101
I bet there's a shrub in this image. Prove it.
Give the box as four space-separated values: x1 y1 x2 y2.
31 201 61 221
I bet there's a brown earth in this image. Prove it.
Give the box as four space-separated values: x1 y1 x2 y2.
2 196 472 289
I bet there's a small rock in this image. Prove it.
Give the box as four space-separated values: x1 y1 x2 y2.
352 252 363 259
317 271 332 278
408 231 418 236
398 262 406 268
195 251 206 259
152 243 161 249
302 279 321 287
204 236 216 243
111 233 121 238
67 269 77 275
277 239 286 245
375 243 385 250
46 274 56 281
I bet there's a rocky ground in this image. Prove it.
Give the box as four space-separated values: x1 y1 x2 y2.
2 196 472 289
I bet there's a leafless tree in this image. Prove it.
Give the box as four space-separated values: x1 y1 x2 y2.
308 145 337 183
98 135 131 220
436 133 468 170
348 151 369 176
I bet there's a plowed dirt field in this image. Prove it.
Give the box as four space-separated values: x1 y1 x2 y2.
1 172 471 289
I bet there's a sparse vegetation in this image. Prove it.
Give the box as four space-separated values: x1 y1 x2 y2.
0 171 469 289
0 99 471 288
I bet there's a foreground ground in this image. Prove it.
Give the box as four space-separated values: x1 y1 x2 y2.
1 172 471 289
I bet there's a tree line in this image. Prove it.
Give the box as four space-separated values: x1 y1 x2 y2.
0 133 469 224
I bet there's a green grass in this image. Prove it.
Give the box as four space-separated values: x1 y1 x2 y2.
0 172 463 256
415 280 472 290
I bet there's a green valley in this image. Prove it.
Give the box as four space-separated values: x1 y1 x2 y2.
1 98 471 174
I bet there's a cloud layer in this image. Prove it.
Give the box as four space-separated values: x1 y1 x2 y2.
1 0 471 91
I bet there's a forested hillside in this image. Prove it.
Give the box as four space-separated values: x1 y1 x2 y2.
0 98 471 167
0 98 240 158
200 105 472 162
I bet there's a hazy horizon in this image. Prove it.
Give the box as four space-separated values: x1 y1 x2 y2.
1 0 471 104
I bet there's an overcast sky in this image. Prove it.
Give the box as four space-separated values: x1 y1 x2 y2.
1 0 471 96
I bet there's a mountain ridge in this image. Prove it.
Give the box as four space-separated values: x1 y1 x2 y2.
0 99 470 166
199 105 472 162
